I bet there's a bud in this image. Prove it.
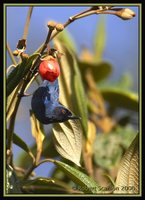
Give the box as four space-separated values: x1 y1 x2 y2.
48 48 64 59
116 8 136 20
21 53 29 60
13 50 19 56
55 23 64 32
92 6 113 11
47 21 56 29
17 39 26 50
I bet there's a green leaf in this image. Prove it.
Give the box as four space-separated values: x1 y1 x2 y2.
93 125 137 170
51 165 68 182
6 83 22 122
55 29 77 52
13 132 31 154
52 160 101 194
98 72 133 90
6 43 17 65
41 133 59 158
102 174 115 188
13 132 35 163
52 120 82 167
7 59 27 97
7 64 16 74
100 87 138 112
16 133 58 168
93 133 123 170
7 53 39 97
117 125 138 149
54 39 88 138
6 165 22 194
93 15 106 62
114 133 139 194
78 60 112 82
114 73 133 89
22 177 74 194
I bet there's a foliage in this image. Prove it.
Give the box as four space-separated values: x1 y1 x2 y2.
6 6 139 196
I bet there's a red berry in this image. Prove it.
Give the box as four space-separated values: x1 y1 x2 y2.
39 58 60 82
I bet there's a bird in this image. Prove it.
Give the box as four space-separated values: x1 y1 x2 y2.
31 79 79 124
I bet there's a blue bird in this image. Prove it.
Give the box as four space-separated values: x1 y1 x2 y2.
31 79 79 124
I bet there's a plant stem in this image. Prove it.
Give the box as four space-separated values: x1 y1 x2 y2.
35 7 113 53
6 43 17 65
23 158 54 181
22 163 37 181
23 7 33 40
7 95 21 165
50 8 93 41
37 158 54 167
50 7 113 40
6 82 23 120
69 7 93 19
35 7 98 52
30 28 54 74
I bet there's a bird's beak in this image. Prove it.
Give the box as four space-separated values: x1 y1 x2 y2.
68 115 81 120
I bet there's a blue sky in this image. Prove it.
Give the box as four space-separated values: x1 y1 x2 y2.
6 5 139 177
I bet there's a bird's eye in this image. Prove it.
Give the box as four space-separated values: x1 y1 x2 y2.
61 109 66 114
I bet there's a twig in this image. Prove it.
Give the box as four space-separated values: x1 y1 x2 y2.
30 26 54 74
35 7 100 52
37 158 54 167
6 82 23 120
22 163 37 181
14 166 35 177
6 43 17 65
49 7 114 40
23 158 54 181
7 95 21 165
23 7 33 40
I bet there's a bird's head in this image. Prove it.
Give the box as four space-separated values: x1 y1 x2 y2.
52 106 80 123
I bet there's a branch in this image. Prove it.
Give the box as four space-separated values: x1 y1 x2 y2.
22 158 54 181
6 43 17 65
23 6 33 40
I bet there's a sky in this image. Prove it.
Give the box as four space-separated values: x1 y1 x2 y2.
6 5 139 178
